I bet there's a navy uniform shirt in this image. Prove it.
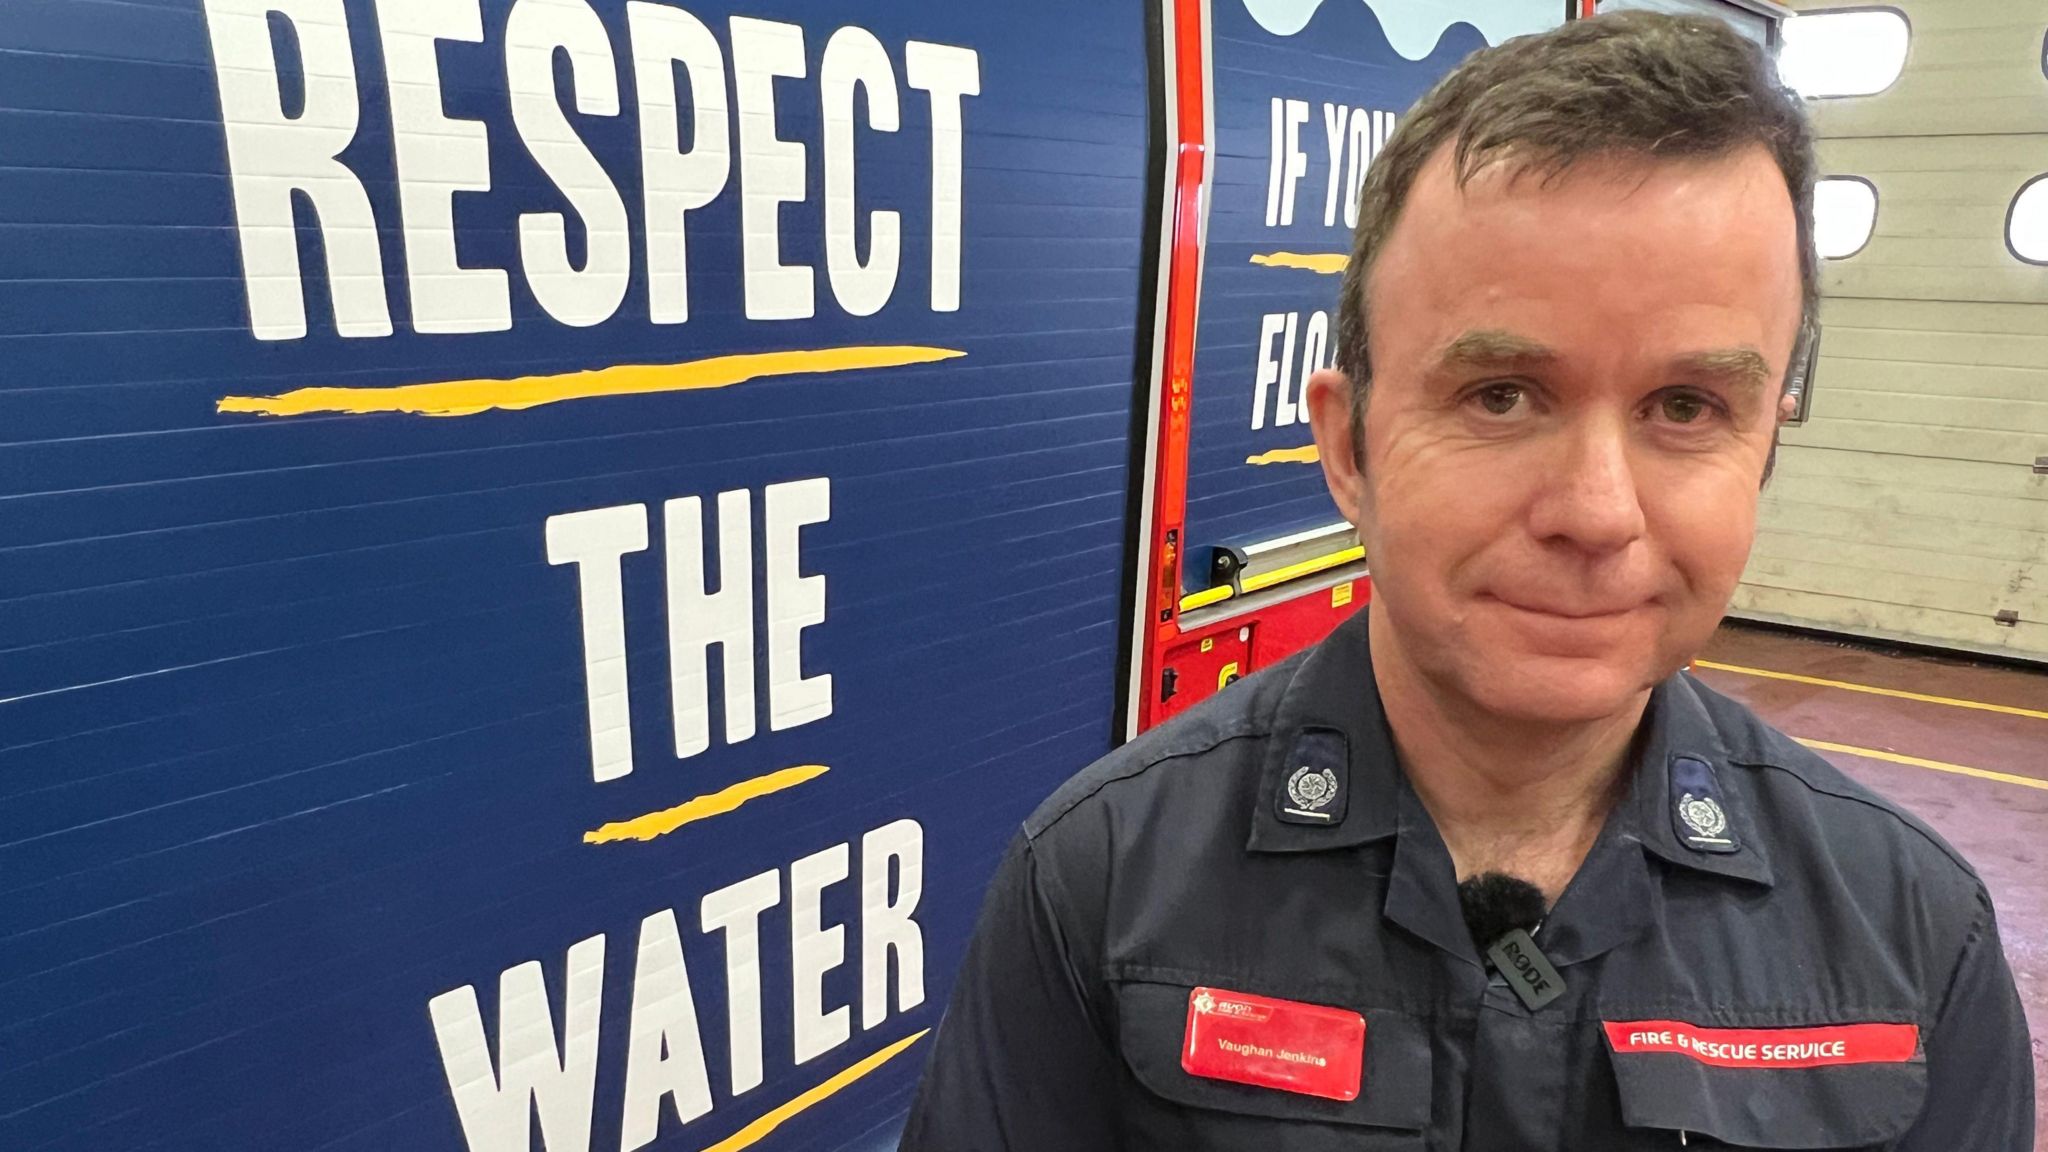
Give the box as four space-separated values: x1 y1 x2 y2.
901 614 2035 1150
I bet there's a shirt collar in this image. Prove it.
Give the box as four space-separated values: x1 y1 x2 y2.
1246 613 1773 888
1245 612 1400 854
1629 671 1776 888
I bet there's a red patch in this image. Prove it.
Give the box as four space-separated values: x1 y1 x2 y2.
1181 987 1365 1101
1604 1020 1920 1069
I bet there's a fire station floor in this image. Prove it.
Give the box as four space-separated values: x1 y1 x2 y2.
1694 622 2048 1146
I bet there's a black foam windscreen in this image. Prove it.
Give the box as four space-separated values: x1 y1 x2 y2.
1456 871 1548 951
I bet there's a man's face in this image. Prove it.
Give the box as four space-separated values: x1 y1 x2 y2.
1304 144 1803 724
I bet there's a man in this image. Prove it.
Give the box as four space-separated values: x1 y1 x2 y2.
902 12 2034 1152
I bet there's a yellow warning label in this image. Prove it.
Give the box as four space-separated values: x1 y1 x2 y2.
1332 582 1354 608
1200 637 1214 653
1218 662 1241 689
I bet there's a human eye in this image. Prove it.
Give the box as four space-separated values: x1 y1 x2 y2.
1650 388 1727 427
1467 382 1532 419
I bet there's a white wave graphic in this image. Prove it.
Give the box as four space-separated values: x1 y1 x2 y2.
1240 0 1560 58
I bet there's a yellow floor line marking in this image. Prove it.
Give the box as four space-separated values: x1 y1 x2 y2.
584 764 829 845
1250 251 1347 274
218 346 966 418
1247 444 1320 465
701 1030 930 1152
1796 739 2048 792
1694 660 2048 722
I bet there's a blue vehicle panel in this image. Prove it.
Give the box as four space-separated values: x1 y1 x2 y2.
0 1 1150 1148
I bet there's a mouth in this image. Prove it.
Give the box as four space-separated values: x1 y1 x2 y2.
1483 593 1640 621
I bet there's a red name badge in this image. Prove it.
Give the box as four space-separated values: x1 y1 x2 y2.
1604 1020 1921 1069
1182 987 1366 1101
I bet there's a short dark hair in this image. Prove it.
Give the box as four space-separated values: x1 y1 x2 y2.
1335 11 1818 427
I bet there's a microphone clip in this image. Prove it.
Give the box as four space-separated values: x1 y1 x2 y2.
1485 928 1565 1011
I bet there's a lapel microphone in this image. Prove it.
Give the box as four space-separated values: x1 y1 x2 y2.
1458 872 1565 1011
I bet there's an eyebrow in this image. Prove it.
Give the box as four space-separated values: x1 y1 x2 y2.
1435 329 1561 373
1671 347 1772 394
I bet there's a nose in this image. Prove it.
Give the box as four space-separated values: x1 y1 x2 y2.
1527 415 1646 555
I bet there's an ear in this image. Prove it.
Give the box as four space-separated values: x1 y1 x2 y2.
1777 390 1798 425
1305 367 1366 527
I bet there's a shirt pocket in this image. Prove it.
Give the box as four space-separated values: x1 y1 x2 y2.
1112 979 1431 1151
1607 1026 1928 1149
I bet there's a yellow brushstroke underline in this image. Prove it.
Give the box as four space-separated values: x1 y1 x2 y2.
1247 444 1320 465
1796 738 2048 792
703 1030 930 1152
585 764 829 845
217 346 966 418
1250 251 1347 275
1694 660 2048 722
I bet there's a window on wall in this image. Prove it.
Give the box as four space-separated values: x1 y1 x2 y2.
1814 177 1878 259
1778 8 1910 98
2011 176 2048 266
2013 34 2048 265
